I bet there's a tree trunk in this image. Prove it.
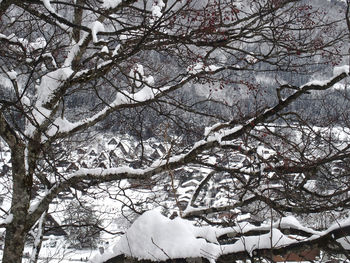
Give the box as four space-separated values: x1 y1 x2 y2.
2 145 32 263
3 224 28 263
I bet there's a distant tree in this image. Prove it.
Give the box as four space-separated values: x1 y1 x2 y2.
0 0 350 263
63 200 101 249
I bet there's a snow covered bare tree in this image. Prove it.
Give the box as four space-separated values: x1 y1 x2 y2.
0 0 350 262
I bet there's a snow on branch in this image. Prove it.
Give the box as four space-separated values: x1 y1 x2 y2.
206 67 350 143
0 214 13 228
152 0 165 19
91 210 350 263
187 62 222 75
300 65 349 89
25 67 74 138
26 65 350 220
27 65 350 227
42 0 55 13
102 0 122 10
45 65 223 140
45 84 171 138
91 21 105 43
182 196 258 220
215 216 322 239
91 209 219 263
40 0 70 31
26 56 226 142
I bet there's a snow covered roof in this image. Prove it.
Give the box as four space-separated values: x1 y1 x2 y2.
181 179 199 188
108 138 119 145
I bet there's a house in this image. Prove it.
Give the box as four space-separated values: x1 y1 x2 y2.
66 162 79 172
128 178 153 190
117 142 128 156
109 150 118 158
108 150 120 166
150 149 161 160
57 160 70 168
98 162 107 169
98 152 107 162
108 137 119 146
77 148 87 155
181 179 199 188
0 164 10 176
230 154 251 167
43 214 68 237
89 149 98 156
80 161 88 168
157 143 167 154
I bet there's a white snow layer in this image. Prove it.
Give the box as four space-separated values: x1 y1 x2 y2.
32 77 167 138
2 214 13 224
333 65 350 76
129 63 155 88
92 209 218 262
187 62 221 74
91 21 105 43
221 229 295 257
42 0 55 13
129 64 145 88
26 67 73 137
37 67 73 106
30 37 47 50
102 0 122 9
91 210 298 263
7 70 17 80
152 0 165 18
301 64 349 89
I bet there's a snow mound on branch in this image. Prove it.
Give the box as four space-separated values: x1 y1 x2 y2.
129 63 155 88
90 209 219 262
222 228 296 256
113 209 218 261
102 0 122 9
90 211 307 263
42 0 55 13
129 64 145 88
7 70 17 80
91 21 105 43
37 67 73 106
187 62 221 74
333 65 349 76
152 0 165 18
